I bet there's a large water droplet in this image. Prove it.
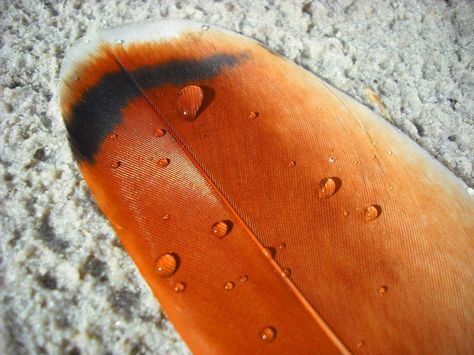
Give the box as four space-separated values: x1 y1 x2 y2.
155 253 178 278
177 85 203 120
363 205 381 222
174 282 186 293
210 220 232 238
224 281 235 290
259 327 276 342
158 158 170 168
154 128 166 137
318 177 340 198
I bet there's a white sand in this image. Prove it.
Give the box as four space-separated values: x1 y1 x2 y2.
0 0 473 354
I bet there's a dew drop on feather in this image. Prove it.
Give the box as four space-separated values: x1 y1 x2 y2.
363 205 381 222
318 177 338 198
174 282 186 293
158 158 170 168
224 281 235 290
177 85 204 120
210 221 232 238
154 128 166 137
259 327 276 342
155 253 178 278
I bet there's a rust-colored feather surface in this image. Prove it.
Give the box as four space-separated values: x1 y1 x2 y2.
59 20 474 354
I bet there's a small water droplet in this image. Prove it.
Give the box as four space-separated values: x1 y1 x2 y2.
467 187 474 196
259 326 276 342
158 158 170 168
388 186 394 191
162 213 171 220
328 157 336 163
354 160 359 165
239 275 248 282
357 340 365 348
201 24 210 31
262 247 275 259
248 111 259 119
73 76 79 81
363 205 381 222
210 220 232 238
114 39 124 45
329 147 334 152
343 211 350 217
318 177 339 198
177 85 204 120
378 285 388 295
155 253 178 278
224 281 235 290
109 133 118 139
111 161 121 169
278 243 286 250
372 141 376 146
387 150 393 155
371 154 377 159
174 282 186 293
281 268 291 277
154 128 166 137
288 160 296 168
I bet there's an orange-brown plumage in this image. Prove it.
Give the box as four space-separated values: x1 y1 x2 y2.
60 20 474 354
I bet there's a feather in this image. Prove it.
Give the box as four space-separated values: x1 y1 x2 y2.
59 20 474 354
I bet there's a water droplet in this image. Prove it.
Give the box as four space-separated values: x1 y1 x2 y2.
372 141 376 146
73 76 79 82
109 133 118 139
114 39 124 45
224 281 235 290
174 282 186 293
363 205 381 222
248 111 259 119
328 157 336 164
281 268 291 277
357 340 365 348
155 253 178 278
343 211 350 217
354 160 359 165
262 247 275 259
371 154 377 159
278 243 286 250
158 158 170 168
111 161 121 169
288 160 296 168
329 147 334 152
387 150 393 155
239 275 248 282
201 24 210 31
388 186 394 191
154 128 166 137
259 326 276 342
467 187 474 196
176 85 203 120
318 177 340 198
162 213 171 220
210 220 232 238
378 285 388 295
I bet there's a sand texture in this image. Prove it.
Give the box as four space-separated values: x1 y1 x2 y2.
1 0 473 354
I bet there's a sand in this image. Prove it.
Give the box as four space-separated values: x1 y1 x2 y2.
0 0 473 354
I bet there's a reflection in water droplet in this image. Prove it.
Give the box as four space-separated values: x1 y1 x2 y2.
357 341 365 348
343 211 350 217
154 128 166 137
248 111 259 119
177 85 204 120
378 285 388 295
318 177 338 198
162 213 171 220
111 161 121 169
158 158 170 168
155 253 178 278
328 157 336 163
239 275 248 282
210 221 232 238
288 160 296 168
174 282 186 293
363 205 381 222
109 133 118 139
224 281 235 290
262 247 275 259
281 268 291 277
259 327 276 342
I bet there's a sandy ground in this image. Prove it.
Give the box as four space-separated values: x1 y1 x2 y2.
0 0 473 354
